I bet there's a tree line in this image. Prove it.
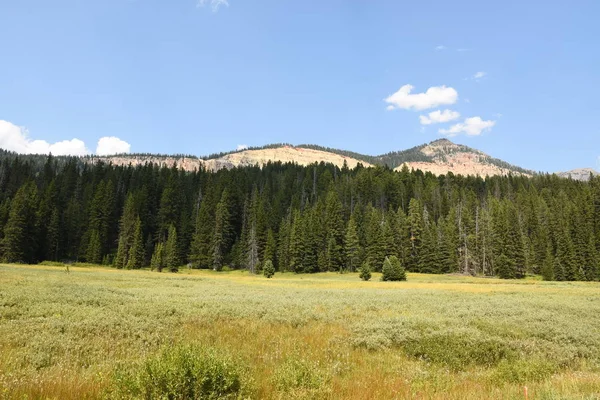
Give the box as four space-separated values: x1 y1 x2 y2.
0 152 599 281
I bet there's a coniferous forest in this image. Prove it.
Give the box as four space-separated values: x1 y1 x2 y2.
1 151 599 282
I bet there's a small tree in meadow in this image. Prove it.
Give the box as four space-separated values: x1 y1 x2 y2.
359 262 372 281
151 242 165 272
381 256 406 281
263 259 275 278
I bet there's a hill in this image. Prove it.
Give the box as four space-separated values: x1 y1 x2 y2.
90 139 533 177
556 168 598 181
390 139 534 177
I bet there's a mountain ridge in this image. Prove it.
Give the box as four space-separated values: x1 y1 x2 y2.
92 138 535 178
1 139 586 179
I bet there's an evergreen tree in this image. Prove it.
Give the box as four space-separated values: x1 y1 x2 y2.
324 190 344 271
541 245 554 281
189 196 214 268
151 242 165 272
366 208 386 271
127 218 145 269
289 211 304 273
381 255 406 281
212 190 232 271
47 207 61 261
407 198 423 271
247 221 260 274
277 211 292 272
344 216 361 272
86 229 102 264
3 182 38 263
419 208 439 273
165 225 179 272
114 194 137 269
359 261 372 281
263 229 277 270
263 259 275 278
496 253 515 279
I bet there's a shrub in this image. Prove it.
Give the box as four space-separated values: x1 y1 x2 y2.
273 356 329 397
492 358 557 384
263 260 275 278
381 256 406 281
359 262 371 281
111 344 244 399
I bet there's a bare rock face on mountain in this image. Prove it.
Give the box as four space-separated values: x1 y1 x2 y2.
93 155 207 171
216 146 373 169
392 139 533 177
556 168 598 181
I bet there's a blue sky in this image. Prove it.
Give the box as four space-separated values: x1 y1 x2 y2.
1 0 599 172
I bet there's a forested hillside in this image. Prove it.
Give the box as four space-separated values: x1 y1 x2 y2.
0 151 598 281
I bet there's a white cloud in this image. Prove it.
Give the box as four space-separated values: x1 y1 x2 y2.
197 0 229 12
96 137 131 156
237 144 248 151
0 120 89 156
473 71 486 79
384 84 458 111
435 45 446 51
0 120 131 156
439 117 496 137
385 105 395 111
419 109 460 125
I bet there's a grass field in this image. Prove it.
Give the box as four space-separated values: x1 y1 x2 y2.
1 264 600 399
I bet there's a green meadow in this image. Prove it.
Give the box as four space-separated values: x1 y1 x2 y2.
1 264 599 399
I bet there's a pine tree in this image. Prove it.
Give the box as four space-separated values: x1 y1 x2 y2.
127 218 145 269
3 182 38 263
324 190 344 271
359 261 372 281
419 208 439 273
541 244 554 281
366 208 386 271
86 229 102 264
212 190 232 271
277 211 292 272
165 225 179 272
263 229 277 270
189 196 214 269
505 203 526 278
47 207 61 261
344 216 361 272
289 211 304 273
247 221 260 274
114 194 137 269
151 242 165 272
394 207 412 267
263 259 275 278
407 198 423 271
496 253 515 279
381 255 406 281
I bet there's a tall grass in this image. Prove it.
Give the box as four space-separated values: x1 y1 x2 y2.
0 264 599 399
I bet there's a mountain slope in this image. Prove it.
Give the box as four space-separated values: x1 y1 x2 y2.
94 145 373 172
92 139 532 177
392 139 534 177
556 168 598 181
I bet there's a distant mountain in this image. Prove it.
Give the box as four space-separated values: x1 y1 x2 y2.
556 168 598 181
0 139 555 178
390 139 534 177
89 138 534 177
